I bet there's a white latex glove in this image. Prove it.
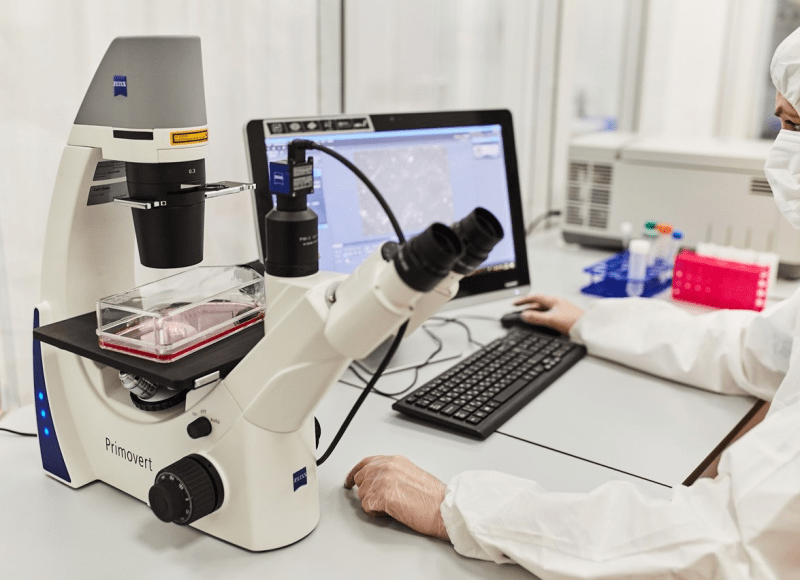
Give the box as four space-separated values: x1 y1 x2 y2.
345 455 449 540
513 294 585 335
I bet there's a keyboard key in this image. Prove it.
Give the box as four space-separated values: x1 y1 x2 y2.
493 378 529 404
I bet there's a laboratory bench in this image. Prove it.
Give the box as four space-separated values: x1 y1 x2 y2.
0 228 782 579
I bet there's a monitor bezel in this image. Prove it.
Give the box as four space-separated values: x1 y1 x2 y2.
245 109 530 302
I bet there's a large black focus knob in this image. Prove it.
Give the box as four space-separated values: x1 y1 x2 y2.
148 454 224 525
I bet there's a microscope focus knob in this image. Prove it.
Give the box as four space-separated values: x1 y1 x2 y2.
148 454 224 525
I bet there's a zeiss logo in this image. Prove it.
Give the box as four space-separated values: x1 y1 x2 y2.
113 75 127 97
272 172 285 186
293 467 307 491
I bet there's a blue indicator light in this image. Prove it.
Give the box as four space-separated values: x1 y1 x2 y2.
38 392 44 401
40 409 46 418
44 428 50 436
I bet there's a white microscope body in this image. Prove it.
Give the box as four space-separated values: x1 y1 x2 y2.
34 36 501 551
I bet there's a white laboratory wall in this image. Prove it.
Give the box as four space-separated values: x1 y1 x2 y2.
571 0 628 132
342 0 562 227
637 0 775 139
0 0 322 410
637 0 729 137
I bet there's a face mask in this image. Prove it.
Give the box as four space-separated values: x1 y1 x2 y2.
765 129 800 229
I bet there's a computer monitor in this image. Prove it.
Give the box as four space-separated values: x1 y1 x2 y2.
245 110 530 308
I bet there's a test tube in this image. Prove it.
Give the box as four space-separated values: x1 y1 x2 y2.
643 222 658 265
653 223 673 266
626 238 651 297
667 230 683 267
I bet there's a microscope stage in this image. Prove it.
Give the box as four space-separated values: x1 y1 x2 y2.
34 311 264 391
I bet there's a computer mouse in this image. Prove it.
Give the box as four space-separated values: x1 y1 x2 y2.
500 310 561 336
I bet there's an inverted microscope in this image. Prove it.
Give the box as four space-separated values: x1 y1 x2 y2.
32 36 503 551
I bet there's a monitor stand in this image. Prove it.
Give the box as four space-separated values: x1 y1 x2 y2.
353 329 462 375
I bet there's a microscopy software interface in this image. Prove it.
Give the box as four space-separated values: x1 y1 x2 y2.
265 124 517 276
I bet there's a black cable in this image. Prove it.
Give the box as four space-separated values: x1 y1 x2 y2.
372 326 443 397
349 315 492 400
338 378 367 390
447 313 501 322
291 139 406 243
317 321 408 466
428 316 486 348
525 209 561 236
0 426 37 437
279 138 407 466
347 364 371 386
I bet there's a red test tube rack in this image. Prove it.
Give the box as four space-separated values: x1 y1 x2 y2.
671 251 770 312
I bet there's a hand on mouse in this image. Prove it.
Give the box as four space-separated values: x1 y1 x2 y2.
513 294 585 335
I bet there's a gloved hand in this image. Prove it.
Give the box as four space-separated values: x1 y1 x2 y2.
345 455 449 540
513 293 585 335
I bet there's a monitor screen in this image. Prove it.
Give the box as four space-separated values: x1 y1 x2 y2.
246 110 529 305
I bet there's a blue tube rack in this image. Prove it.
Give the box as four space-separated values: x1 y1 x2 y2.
580 250 673 298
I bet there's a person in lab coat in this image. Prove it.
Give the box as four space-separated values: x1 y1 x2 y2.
344 28 800 580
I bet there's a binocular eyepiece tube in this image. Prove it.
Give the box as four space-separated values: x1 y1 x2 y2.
391 207 504 292
393 223 465 292
450 207 505 276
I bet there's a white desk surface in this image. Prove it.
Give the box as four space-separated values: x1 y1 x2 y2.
0 229 784 578
363 230 769 487
0 384 670 579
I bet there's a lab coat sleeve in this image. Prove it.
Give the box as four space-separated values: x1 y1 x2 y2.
568 293 798 401
440 400 800 580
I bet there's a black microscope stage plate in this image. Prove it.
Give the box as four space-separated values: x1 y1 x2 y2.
33 311 264 391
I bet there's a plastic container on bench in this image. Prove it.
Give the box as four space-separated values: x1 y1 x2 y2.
671 251 769 312
96 266 265 362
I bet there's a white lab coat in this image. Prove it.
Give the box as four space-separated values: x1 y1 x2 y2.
440 290 800 580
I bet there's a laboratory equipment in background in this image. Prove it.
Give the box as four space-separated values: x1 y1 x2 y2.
580 243 673 299
695 243 779 291
563 133 800 279
31 36 502 552
671 251 771 312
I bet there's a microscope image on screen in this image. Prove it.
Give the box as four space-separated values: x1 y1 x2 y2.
353 145 456 236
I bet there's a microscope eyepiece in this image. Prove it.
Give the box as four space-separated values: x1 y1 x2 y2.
394 223 464 292
450 207 504 275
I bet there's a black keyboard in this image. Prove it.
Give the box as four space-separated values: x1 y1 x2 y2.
392 326 586 439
